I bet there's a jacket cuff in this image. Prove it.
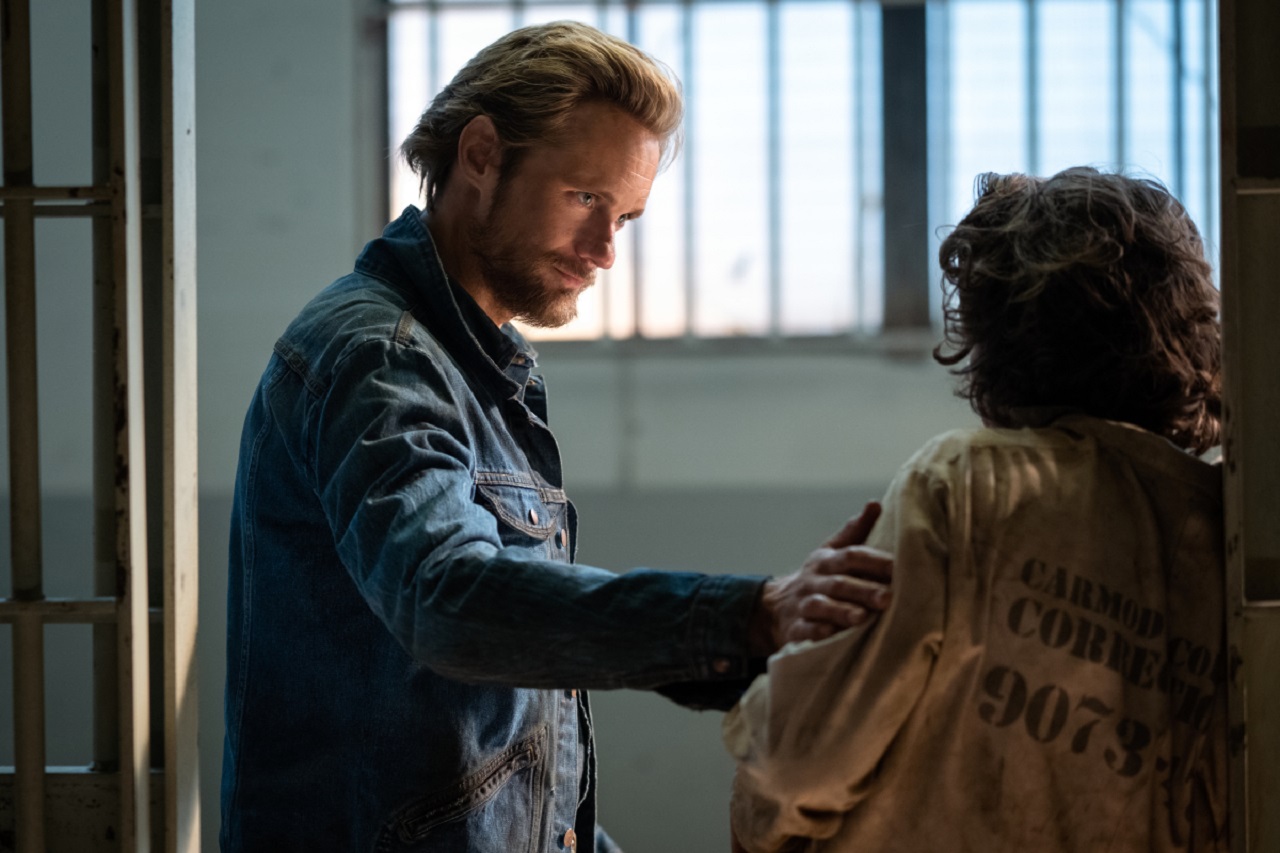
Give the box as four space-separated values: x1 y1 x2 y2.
688 574 771 680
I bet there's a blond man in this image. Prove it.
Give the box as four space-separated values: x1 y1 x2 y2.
222 22 891 853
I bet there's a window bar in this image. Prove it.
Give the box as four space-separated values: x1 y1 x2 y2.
2 0 49 846
766 0 782 340
1114 0 1127 166
364 4 392 239
681 0 696 339
926 0 951 330
1026 0 1039 175
881 3 930 328
428 1 440 119
1202 0 1215 250
596 0 614 340
851 0 865 334
1172 0 1185 199
627 1 644 338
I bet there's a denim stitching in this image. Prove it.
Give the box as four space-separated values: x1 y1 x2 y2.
475 483 559 539
391 725 547 843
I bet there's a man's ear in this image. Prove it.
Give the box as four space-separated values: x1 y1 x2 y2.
455 115 504 205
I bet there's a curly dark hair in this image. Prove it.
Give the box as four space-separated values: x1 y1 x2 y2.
934 167 1221 453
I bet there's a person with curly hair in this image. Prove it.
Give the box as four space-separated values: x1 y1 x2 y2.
725 167 1227 852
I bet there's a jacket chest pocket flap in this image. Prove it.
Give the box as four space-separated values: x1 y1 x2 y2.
474 473 566 545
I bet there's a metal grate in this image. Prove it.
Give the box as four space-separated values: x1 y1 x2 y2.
0 0 199 850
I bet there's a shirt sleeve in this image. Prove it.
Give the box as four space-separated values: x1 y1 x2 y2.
295 337 767 690
722 459 951 852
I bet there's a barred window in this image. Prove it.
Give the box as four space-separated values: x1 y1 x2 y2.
382 0 1217 342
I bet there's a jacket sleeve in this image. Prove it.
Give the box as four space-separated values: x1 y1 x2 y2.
722 460 950 852
293 336 767 690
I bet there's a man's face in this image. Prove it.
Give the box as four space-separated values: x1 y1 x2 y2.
469 101 662 328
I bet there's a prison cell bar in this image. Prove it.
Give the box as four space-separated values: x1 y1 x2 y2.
1 0 49 849
0 0 159 847
1219 0 1280 849
107 0 155 849
159 0 201 845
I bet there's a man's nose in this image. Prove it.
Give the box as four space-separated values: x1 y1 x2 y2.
577 216 616 270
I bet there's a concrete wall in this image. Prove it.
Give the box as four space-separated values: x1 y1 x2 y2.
0 0 978 850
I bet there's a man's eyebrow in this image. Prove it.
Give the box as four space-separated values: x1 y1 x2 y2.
591 188 618 204
582 186 647 218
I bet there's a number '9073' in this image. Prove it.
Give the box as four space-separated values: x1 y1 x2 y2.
977 665 1150 777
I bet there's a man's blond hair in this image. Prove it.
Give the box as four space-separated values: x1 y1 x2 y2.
401 21 683 210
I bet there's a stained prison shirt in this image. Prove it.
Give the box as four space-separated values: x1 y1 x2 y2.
724 415 1227 853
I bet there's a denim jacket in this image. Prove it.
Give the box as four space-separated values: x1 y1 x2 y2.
221 207 767 853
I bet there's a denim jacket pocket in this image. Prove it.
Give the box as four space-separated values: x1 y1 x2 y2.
381 725 547 848
474 472 567 547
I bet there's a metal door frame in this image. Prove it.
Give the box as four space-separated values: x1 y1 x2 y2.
0 0 198 849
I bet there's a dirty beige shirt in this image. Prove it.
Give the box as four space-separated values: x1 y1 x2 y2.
725 415 1227 853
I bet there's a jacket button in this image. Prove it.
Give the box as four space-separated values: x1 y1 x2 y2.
563 828 577 850
558 528 568 549
528 508 540 525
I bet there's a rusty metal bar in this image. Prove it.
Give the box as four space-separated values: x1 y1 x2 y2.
0 202 111 217
0 185 112 200
0 768 164 850
92 0 123 781
0 598 164 623
10 617 46 853
1233 603 1280 850
2 0 49 848
108 0 155 847
161 0 201 847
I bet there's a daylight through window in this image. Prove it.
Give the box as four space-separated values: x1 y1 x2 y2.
384 0 1218 342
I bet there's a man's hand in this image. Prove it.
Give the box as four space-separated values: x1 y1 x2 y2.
748 502 892 656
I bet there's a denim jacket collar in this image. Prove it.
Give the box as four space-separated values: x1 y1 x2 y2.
354 205 539 399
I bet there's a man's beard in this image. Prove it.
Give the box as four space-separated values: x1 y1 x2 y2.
469 199 596 329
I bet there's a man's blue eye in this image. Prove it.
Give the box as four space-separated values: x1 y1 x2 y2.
576 192 594 207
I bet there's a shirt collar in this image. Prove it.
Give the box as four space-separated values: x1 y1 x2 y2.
357 206 540 391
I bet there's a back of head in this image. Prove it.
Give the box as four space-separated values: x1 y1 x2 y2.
935 167 1221 453
400 21 684 210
